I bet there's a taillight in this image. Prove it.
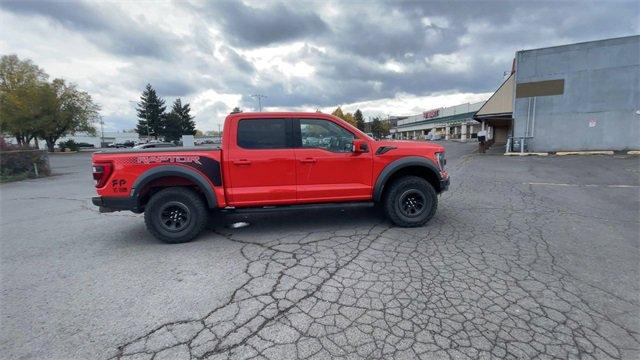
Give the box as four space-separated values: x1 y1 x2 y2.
92 162 113 188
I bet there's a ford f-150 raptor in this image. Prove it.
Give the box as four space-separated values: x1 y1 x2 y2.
92 112 449 243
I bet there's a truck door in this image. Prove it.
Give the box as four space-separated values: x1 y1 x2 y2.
226 118 296 206
294 118 373 203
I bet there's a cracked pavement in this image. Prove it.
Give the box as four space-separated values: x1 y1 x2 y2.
1 143 639 359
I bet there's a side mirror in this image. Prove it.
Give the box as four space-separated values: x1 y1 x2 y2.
353 139 369 153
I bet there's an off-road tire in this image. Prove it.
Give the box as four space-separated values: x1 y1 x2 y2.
144 187 208 243
383 176 438 227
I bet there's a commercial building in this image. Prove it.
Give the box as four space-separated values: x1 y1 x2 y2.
476 35 640 152
390 101 486 141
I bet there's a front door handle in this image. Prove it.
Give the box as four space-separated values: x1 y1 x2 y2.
300 158 317 163
233 159 251 165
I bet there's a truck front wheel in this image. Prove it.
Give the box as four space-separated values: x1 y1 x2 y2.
383 176 438 227
144 187 208 243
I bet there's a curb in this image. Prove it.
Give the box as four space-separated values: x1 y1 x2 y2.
504 152 549 156
504 150 636 157
50 151 80 155
555 151 614 156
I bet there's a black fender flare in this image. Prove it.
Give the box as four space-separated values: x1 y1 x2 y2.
132 165 217 209
373 156 441 202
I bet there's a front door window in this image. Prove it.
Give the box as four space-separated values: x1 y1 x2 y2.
300 119 354 153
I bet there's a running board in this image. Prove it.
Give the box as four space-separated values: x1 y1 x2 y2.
220 201 374 214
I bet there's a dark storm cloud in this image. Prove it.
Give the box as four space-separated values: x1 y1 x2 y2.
2 0 638 118
0 0 174 59
194 1 328 47
153 78 197 97
324 2 460 61
218 45 255 74
237 0 639 108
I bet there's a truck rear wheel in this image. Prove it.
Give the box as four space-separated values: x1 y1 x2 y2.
383 176 438 227
144 187 208 243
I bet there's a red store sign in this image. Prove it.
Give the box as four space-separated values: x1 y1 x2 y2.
423 109 440 119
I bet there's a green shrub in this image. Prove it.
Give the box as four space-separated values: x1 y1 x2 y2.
59 139 79 151
0 148 51 182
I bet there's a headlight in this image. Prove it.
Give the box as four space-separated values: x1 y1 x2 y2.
436 152 446 169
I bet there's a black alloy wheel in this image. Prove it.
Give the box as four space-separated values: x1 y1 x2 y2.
398 189 426 217
144 187 208 243
383 176 438 227
159 201 192 232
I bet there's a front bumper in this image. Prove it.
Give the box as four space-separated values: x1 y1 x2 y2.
440 177 450 192
92 196 139 213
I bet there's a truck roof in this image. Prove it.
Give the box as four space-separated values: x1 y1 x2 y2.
226 112 338 119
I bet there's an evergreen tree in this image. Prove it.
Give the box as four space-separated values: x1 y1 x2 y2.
230 106 242 114
354 109 365 130
174 98 196 135
136 84 165 140
162 112 181 142
163 98 196 141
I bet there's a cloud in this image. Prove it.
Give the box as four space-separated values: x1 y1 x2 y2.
0 0 176 59
1 0 638 131
195 1 328 47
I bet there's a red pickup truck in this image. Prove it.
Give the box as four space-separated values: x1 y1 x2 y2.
92 112 449 243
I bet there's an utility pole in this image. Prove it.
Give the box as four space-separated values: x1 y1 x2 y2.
100 118 104 148
250 94 267 111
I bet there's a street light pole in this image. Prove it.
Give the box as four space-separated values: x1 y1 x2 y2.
250 94 267 111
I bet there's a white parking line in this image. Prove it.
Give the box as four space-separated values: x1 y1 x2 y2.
526 182 639 188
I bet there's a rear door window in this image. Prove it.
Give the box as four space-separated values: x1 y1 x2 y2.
237 119 290 149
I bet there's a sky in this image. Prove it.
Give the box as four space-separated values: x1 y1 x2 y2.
1 0 638 132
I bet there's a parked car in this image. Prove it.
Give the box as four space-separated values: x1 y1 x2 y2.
92 112 449 243
107 141 135 148
76 142 95 148
132 142 176 150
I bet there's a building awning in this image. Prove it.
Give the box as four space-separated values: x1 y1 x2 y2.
394 111 476 130
474 73 514 121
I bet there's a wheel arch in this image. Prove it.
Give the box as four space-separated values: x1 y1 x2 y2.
373 156 442 202
132 166 217 210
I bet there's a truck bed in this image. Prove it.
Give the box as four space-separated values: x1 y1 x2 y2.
96 146 220 154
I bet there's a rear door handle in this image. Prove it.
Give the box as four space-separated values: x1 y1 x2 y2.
300 158 317 163
233 159 251 165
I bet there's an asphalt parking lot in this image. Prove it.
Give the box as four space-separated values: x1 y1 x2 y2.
1 142 639 359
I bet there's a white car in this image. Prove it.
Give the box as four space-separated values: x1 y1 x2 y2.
132 142 175 149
